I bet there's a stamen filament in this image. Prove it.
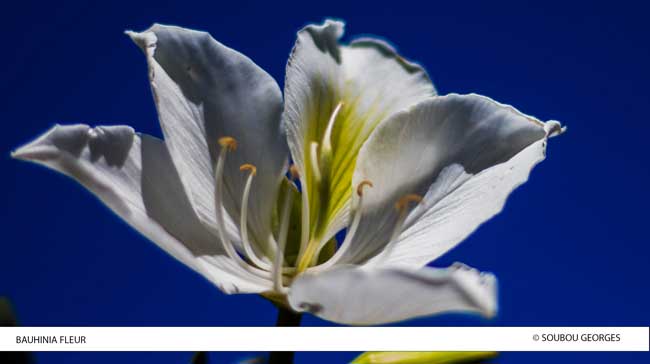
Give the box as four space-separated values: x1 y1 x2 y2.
309 141 322 182
311 180 372 265
213 137 269 278
214 144 245 263
310 180 373 272
273 180 294 293
297 173 310 264
321 101 344 154
239 164 271 270
372 193 423 264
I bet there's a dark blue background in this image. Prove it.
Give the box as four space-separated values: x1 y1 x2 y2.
2 1 648 363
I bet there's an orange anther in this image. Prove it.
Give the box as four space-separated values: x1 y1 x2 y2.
289 165 300 180
356 180 374 196
218 136 238 151
395 194 423 211
240 163 257 176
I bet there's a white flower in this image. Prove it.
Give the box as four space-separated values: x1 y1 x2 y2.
12 20 564 325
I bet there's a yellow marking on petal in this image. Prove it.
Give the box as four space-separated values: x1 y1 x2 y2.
239 163 257 176
296 239 319 273
218 136 237 151
356 180 373 196
300 87 400 257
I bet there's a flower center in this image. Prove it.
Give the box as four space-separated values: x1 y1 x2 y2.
212 132 423 292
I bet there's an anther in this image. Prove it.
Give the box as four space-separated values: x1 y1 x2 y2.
356 180 373 197
218 136 238 151
240 163 257 176
289 165 300 180
366 193 424 267
212 138 269 277
395 194 423 211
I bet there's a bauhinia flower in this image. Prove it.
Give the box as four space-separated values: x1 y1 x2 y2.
12 20 564 325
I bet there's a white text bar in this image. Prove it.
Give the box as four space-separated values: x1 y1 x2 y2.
1 327 648 351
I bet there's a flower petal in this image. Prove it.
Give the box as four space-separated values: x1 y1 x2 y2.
127 24 287 256
342 93 563 265
283 20 435 243
288 263 497 325
12 124 272 293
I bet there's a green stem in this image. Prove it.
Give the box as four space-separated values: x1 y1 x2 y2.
268 307 302 364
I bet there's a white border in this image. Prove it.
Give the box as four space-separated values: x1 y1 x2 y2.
1 327 648 351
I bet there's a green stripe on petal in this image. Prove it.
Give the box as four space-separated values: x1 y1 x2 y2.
284 20 435 270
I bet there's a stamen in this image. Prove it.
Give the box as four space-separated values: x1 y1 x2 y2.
373 193 424 265
218 136 237 151
395 194 423 211
238 163 271 270
289 164 300 180
296 103 343 271
213 138 245 263
311 179 374 263
273 181 294 293
356 180 374 196
212 137 268 277
297 177 311 264
309 141 322 181
239 163 257 175
321 101 344 153
310 180 373 272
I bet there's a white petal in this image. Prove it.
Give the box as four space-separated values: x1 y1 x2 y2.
288 263 496 325
12 124 272 293
127 25 287 256
283 20 435 242
344 94 561 266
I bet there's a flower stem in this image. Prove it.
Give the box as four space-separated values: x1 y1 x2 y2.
269 307 302 364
